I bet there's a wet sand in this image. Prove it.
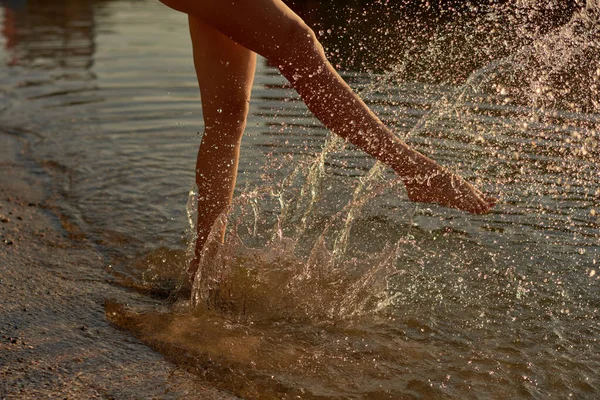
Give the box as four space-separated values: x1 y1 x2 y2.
0 132 238 399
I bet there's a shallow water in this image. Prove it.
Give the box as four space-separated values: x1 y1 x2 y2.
1 0 599 398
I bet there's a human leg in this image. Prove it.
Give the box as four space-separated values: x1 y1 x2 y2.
160 0 495 215
187 16 256 282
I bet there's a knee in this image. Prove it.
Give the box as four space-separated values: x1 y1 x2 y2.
267 20 323 67
202 98 249 151
203 96 249 140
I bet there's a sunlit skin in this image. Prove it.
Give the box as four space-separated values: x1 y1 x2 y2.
157 0 497 284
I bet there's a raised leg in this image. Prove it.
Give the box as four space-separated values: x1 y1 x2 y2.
186 17 256 282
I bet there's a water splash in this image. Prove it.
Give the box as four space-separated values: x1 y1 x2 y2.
182 0 600 323
188 154 402 320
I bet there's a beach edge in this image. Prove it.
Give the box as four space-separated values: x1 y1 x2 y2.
0 131 238 399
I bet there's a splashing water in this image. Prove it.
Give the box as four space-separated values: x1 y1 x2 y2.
187 146 403 320
185 0 600 322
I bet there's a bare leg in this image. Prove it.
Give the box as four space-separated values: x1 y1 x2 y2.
186 17 256 282
160 0 496 215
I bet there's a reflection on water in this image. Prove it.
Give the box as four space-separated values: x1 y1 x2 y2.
2 0 600 398
1 0 94 69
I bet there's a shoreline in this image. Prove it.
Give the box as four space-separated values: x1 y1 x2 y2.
0 131 237 399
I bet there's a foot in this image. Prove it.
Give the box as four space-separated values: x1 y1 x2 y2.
403 162 496 214
164 256 198 301
186 236 220 288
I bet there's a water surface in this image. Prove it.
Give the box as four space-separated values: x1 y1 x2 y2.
1 0 599 398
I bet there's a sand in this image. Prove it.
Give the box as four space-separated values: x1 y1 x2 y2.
0 132 238 399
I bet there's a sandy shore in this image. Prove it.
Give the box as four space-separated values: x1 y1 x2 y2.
0 132 238 399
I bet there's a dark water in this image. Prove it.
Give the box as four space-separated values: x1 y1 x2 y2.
1 0 599 398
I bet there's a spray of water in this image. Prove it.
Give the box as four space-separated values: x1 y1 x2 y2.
187 153 406 320
183 1 599 324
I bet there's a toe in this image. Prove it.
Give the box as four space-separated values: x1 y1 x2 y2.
474 203 487 215
472 197 490 214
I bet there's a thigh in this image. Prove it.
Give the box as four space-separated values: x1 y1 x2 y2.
162 0 310 60
189 16 256 130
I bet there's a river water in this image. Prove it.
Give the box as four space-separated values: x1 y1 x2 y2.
1 0 599 398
